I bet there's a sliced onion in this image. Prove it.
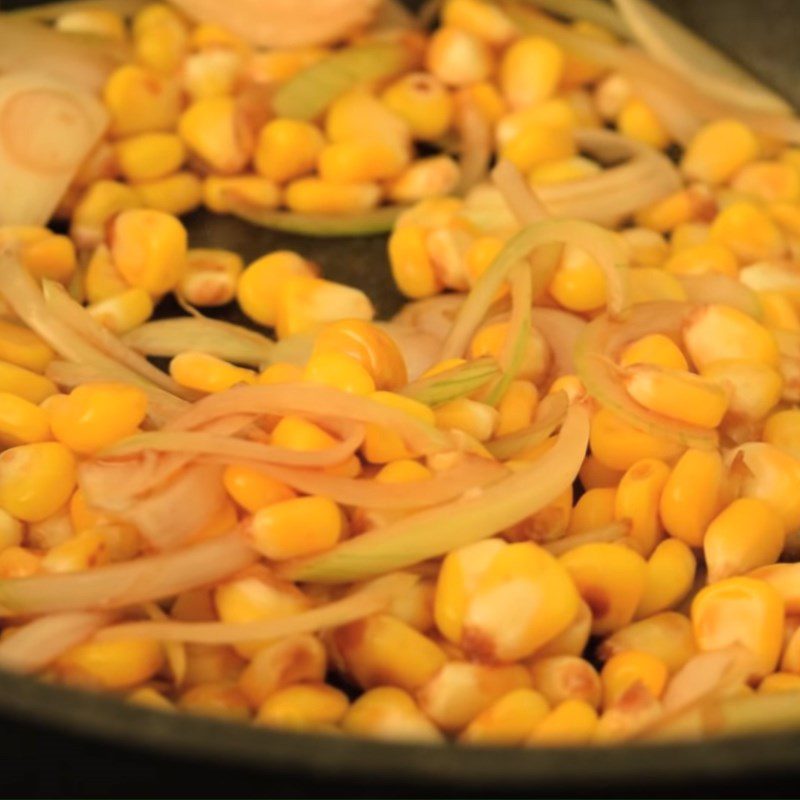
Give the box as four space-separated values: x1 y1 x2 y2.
531 307 587 378
375 322 442 380
530 0 631 38
124 317 275 368
614 0 792 116
627 76 703 145
441 218 629 360
280 402 590 583
0 611 111 673
95 573 416 644
400 356 500 406
143 602 186 686
454 88 492 195
676 274 763 320
9 0 145 22
0 534 256 617
391 293 466 342
574 301 719 449
543 520 630 556
491 159 550 224
485 389 567 460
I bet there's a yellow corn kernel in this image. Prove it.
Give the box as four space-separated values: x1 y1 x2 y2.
435 539 581 661
601 650 668 709
634 187 712 234
303 351 376 396
496 100 578 148
560 19 616 87
0 359 56 405
103 64 181 138
671 222 711 251
253 119 325 184
284 178 382 215
732 160 800 203
710 201 785 263
617 98 670 150
177 248 243 308
529 155 602 186
178 683 251 721
248 42 327 80
0 393 50 447
203 175 281 213
781 622 800 673
0 442 76 523
55 8 126 39
752 563 800 616
504 484 571 545
681 119 760 184
114 132 185 183
494 380 539 437
704 498 784 583
334 613 447 693
342 686 442 742
500 36 564 110
663 242 739 278
426 26 493 88
659 448 725 547
237 634 325 707
0 547 40 578
109 208 187 297
183 49 244 100
256 682 348 730
460 688 550 745
27 506 73 551
318 138 409 185
87 288 154 335
442 0 515 44
248 496 343 561
568 488 616 535
701 360 782 422
579 455 623 491
0 320 54 375
223 464 295 513
361 392 434 465
424 224 473 292
501 123 576 174
529 698 598 745
530 655 602 709
178 96 253 174
560 542 648 636
387 156 461 204
270 416 336 453
462 80 507 125
275 276 374 339
533 601 592 660
40 530 109 574
55 637 164 690
132 3 188 74
417 661 532 732
0 510 23 552
621 364 729 430
127 686 174 711
469 321 549 384
325 89 410 147
635 538 696 619
49 383 148 455
70 181 141 250
388 225 441 300
732 442 800 537
759 672 800 694
434 398 498 441
548 245 606 312
134 171 203 216
684 304 779 371
84 245 129 304
375 460 432 484
618 333 688 372
593 72 632 121
691 576 784 678
594 682 664 743
257 363 304 385
381 73 455 141
759 291 800 331
169 351 255 393
763 409 800 460
588 408 685 472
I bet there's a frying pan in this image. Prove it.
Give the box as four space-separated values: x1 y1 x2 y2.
2 0 800 796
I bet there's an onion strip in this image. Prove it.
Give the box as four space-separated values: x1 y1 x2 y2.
676 274 763 320
531 307 587 378
485 390 567 460
454 88 492 195
543 520 630 556
400 356 500 406
279 402 590 583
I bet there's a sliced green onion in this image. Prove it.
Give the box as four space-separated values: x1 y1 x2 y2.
400 356 500 406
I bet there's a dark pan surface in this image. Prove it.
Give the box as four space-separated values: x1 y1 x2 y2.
2 0 800 796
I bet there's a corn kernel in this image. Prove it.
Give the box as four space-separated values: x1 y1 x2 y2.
701 360 783 422
763 409 800 460
533 601 592 660
635 538 696 619
381 73 455 141
627 268 687 305
177 248 243 308
496 100 577 148
114 132 185 183
178 683 251 720
530 655 601 709
0 392 50 447
127 687 173 711
55 638 164 690
710 201 785 263
462 80 506 125
579 455 623 491
0 547 41 578
203 175 281 213
442 0 516 44
568 488 616 535
634 187 712 234
559 542 648 636
0 320 53 374
169 352 255 393
469 320 549 384
303 351 376 396
375 460 432 484
84 245 129 304
691 576 784 678
248 47 326 84
593 682 663 743
41 530 109 574
388 225 441 300
426 27 493 88
254 119 325 184
362 392 434 464
494 380 539 437
683 304 779 370
49 383 148 454
132 3 189 74
759 673 800 694
134 172 203 216
681 119 759 185
342 686 442 742
529 698 598 745
70 181 141 250
549 246 606 312
601 650 668 709
732 160 800 203
223 465 295 513
387 156 461 204
325 90 410 148
460 688 550 745
758 290 800 330
183 49 244 100
663 242 739 278
0 510 23 553
103 65 182 138
284 178 382 215
256 683 348 730
434 398 497 441
87 288 154 335
500 36 564 110
618 334 688 371
501 123 576 174
617 98 670 150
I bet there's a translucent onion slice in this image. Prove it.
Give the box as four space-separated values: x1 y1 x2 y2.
9 0 145 22
454 88 492 195
391 293 466 342
0 71 108 225
226 204 406 237
531 307 587 378
613 0 792 116
676 274 763 320
95 573 416 644
272 40 411 120
0 534 256 617
574 301 719 449
543 520 631 556
143 602 186 686
0 611 111 673
485 389 567 460
124 317 275 368
279 402 590 583
529 0 631 38
400 357 501 406
441 218 629 360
